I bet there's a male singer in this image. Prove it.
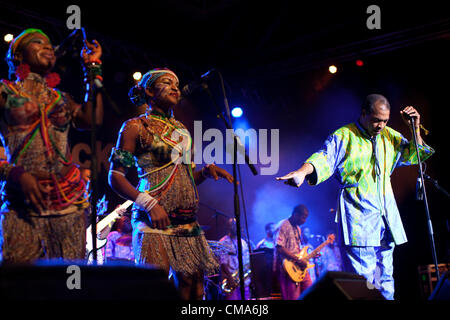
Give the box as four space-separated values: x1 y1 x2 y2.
277 94 434 299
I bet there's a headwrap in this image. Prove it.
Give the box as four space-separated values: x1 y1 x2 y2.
129 68 179 106
138 68 179 90
6 28 50 64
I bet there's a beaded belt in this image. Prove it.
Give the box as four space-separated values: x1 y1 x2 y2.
38 165 88 210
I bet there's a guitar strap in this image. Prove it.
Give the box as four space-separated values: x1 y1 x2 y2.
288 218 302 249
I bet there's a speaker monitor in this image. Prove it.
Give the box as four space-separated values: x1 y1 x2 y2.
299 271 385 300
0 261 179 300
250 250 273 298
429 271 450 300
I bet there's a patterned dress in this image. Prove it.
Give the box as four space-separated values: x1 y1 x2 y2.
0 73 89 263
118 111 218 276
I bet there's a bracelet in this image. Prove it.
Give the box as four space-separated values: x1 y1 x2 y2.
83 63 103 84
110 169 125 177
135 192 158 212
87 59 102 65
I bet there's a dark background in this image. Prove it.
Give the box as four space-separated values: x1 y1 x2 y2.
0 0 449 300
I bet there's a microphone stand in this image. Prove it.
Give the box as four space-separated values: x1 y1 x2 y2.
80 30 120 264
200 71 258 300
57 28 119 264
56 29 101 264
410 118 440 282
88 73 99 264
199 202 231 231
424 174 450 198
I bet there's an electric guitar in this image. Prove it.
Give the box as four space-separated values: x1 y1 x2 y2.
282 234 335 283
86 199 133 258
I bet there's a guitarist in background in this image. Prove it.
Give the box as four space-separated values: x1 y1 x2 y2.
104 214 134 264
85 199 130 264
82 169 128 264
275 204 319 300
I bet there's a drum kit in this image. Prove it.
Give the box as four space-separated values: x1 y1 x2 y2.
203 240 231 299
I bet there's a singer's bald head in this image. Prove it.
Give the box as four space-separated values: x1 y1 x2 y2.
361 94 391 115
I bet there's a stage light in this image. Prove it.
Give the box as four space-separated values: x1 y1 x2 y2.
4 34 14 43
231 106 243 118
329 65 337 74
133 72 142 81
356 60 364 67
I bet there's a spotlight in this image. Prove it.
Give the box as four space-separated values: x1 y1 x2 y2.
4 34 14 43
328 65 337 74
133 71 142 81
356 60 364 67
231 107 243 118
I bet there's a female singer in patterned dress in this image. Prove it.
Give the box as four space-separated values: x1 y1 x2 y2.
0 28 103 263
108 68 234 300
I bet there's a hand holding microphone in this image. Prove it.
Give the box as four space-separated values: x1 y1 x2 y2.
400 105 421 129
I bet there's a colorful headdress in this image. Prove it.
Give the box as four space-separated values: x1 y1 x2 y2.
138 68 179 90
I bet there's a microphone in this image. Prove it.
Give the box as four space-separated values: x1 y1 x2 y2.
93 79 122 116
54 29 82 58
416 176 424 200
181 69 215 96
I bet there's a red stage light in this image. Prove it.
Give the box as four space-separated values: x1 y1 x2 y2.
356 60 364 67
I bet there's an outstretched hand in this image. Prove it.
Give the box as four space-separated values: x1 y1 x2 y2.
276 163 314 188
276 170 306 188
204 164 235 183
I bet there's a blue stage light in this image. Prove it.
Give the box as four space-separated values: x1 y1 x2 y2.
231 107 243 118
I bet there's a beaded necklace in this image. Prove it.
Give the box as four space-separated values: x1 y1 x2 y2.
140 110 198 202
1 78 62 165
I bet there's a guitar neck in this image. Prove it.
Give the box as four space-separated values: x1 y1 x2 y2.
96 212 119 232
95 200 133 232
305 240 330 261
